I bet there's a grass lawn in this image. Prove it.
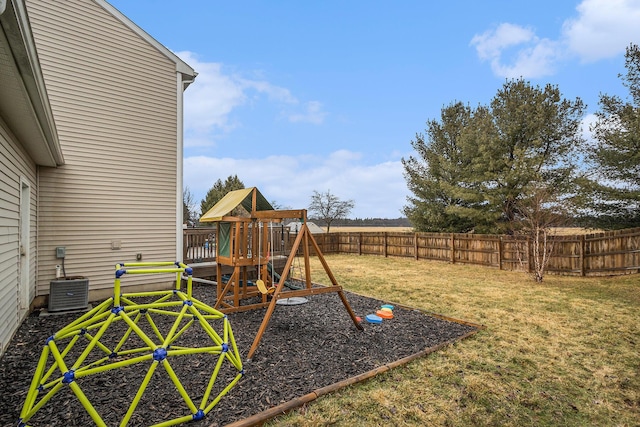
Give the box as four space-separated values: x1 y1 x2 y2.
266 254 639 426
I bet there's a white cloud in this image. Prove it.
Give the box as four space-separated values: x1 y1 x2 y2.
470 23 559 78
471 0 640 77
176 51 245 136
184 151 408 218
490 38 560 78
563 0 640 63
175 51 328 149
287 101 328 124
471 23 536 61
237 78 297 104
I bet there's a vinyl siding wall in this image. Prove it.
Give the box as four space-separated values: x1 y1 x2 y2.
0 118 37 355
26 0 180 297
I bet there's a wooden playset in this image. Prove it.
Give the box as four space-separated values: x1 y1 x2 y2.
199 187 363 358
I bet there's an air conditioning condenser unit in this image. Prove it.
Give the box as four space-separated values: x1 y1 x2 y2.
48 277 89 312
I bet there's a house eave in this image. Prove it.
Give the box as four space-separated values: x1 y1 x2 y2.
0 0 64 166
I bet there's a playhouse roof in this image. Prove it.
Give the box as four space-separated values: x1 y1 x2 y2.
199 187 273 222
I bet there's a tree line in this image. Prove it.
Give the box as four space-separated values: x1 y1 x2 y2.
312 217 411 228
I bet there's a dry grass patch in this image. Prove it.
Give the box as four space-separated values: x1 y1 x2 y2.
270 255 639 427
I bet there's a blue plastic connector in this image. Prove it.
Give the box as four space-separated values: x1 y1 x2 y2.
153 347 168 362
115 269 126 278
111 306 123 315
221 343 229 353
62 370 75 384
192 409 205 421
184 267 193 276
183 300 193 306
46 335 55 345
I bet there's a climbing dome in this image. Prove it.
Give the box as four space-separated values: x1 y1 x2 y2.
18 262 243 427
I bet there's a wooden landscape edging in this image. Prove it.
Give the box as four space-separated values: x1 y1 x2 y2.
219 314 483 427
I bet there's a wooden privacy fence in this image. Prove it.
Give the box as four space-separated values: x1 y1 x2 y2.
308 228 640 276
184 227 640 276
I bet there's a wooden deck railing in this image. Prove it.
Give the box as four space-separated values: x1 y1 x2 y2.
183 227 216 262
183 226 292 263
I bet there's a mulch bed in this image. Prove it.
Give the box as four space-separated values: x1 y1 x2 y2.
0 284 478 426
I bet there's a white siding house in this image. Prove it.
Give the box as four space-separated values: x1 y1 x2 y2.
0 0 196 356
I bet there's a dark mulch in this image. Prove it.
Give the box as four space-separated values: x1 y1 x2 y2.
0 285 477 426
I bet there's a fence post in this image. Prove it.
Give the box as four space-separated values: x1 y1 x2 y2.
383 232 388 257
498 236 503 270
579 234 586 276
358 233 362 256
450 233 455 264
414 232 419 260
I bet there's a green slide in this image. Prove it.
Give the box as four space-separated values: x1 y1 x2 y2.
266 261 304 290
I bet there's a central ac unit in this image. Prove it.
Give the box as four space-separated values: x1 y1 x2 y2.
48 278 89 312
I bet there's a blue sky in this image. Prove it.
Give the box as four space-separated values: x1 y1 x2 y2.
108 0 640 219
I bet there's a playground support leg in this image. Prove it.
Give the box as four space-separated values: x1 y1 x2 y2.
246 229 306 359
307 231 364 332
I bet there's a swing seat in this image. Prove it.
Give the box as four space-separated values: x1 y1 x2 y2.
256 279 274 295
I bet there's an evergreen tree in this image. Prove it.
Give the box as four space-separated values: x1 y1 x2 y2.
477 79 585 233
403 80 585 233
582 43 640 228
402 102 477 232
200 175 245 217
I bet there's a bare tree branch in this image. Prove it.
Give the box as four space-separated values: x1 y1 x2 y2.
308 190 355 232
